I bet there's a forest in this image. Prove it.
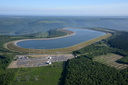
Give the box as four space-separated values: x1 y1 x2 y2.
0 53 17 85
107 31 128 64
47 29 67 38
22 29 67 38
60 56 128 85
108 31 128 51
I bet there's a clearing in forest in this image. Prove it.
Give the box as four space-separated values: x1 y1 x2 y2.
93 53 128 70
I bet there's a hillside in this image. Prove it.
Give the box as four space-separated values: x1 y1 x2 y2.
1 16 128 35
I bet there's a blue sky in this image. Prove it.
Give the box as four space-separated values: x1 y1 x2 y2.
0 0 128 16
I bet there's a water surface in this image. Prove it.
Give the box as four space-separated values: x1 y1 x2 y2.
17 29 106 49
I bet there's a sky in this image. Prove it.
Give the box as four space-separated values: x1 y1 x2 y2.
0 0 128 16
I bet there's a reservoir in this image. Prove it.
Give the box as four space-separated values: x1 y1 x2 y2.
17 28 106 49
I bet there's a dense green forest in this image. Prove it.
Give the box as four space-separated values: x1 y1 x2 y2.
0 54 17 85
60 56 128 85
118 57 128 64
107 31 128 64
47 29 67 38
108 31 128 51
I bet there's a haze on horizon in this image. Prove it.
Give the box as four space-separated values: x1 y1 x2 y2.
0 0 128 16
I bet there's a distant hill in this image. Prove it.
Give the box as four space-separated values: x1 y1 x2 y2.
0 16 128 35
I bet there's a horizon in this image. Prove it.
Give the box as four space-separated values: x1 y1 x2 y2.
0 0 128 16
0 15 128 17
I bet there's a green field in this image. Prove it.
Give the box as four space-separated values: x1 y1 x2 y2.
11 62 64 85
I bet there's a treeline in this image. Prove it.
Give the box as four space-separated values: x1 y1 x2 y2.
60 56 128 85
108 31 128 51
73 41 128 59
107 31 128 64
47 29 67 38
22 32 48 38
0 35 28 53
73 45 112 59
20 29 67 38
117 56 128 64
0 54 17 85
0 54 12 68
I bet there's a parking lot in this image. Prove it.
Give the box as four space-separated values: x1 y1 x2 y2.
8 54 74 68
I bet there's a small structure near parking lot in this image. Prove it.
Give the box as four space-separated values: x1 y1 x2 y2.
8 54 74 68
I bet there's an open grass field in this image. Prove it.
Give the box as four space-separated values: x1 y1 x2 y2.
5 33 111 54
11 62 63 85
93 53 128 70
